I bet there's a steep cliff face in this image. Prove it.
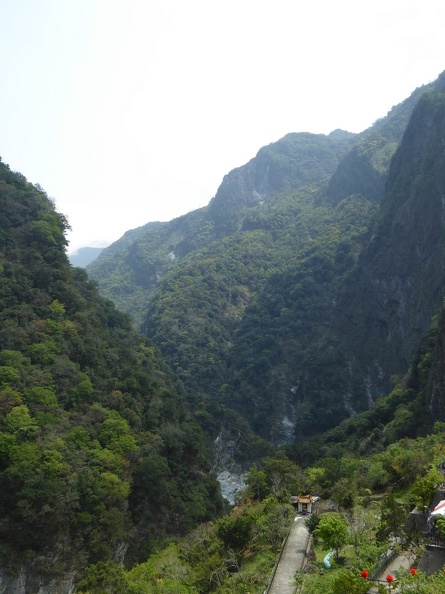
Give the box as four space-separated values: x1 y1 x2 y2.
213 425 247 505
224 81 445 441
426 309 445 423
87 72 445 446
0 565 75 594
333 90 445 407
327 76 442 206
208 131 355 235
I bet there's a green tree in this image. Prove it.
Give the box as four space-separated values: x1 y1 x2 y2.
304 466 326 493
244 463 268 501
411 467 443 509
435 515 445 541
304 513 321 535
331 477 357 509
216 506 255 560
331 569 370 594
262 456 302 501
314 512 349 561
77 561 131 594
376 490 407 542
4 404 38 435
255 498 294 551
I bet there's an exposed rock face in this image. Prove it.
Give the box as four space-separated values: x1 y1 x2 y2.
216 469 245 506
270 401 297 446
0 540 129 593
333 90 445 407
213 426 246 505
208 132 354 236
0 566 75 594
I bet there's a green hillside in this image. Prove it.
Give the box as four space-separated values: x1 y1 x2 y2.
87 131 355 325
0 161 224 576
89 71 445 446
4 70 445 592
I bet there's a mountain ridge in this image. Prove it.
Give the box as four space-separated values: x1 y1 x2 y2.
3 70 445 591
88 70 445 446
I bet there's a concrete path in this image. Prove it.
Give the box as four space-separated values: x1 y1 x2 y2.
267 516 310 594
367 547 445 592
378 553 411 579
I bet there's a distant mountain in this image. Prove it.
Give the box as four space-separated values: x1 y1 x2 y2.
87 131 355 324
87 71 445 448
5 68 445 592
69 246 104 267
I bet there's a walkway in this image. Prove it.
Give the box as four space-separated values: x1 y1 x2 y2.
267 516 310 594
377 553 411 580
368 545 445 592
368 553 411 593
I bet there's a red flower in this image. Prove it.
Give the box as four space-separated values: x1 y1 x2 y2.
386 574 394 583
361 569 369 579
410 567 417 575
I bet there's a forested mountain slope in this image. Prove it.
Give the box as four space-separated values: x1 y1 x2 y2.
0 162 224 589
326 75 440 205
87 131 355 324
4 72 445 593
88 72 445 448
329 89 445 410
233 81 445 441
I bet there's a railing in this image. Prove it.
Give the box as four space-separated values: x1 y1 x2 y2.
370 550 398 580
263 524 293 594
264 517 312 594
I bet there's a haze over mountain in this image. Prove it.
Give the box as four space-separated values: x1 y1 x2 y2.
3 70 445 592
88 70 445 445
69 246 104 268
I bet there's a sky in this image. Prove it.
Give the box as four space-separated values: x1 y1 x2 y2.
1 1 445 254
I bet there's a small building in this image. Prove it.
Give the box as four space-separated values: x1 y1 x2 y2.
290 494 319 514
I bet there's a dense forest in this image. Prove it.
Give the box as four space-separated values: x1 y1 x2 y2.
0 162 224 586
3 71 445 592
89 71 445 446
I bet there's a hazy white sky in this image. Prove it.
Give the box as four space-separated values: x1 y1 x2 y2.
1 0 445 253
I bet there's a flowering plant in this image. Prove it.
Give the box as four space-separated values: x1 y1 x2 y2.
386 574 395 590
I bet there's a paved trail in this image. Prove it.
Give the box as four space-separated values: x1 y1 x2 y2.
268 516 310 594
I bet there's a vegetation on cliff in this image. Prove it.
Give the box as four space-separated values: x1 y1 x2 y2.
88 73 445 447
4 71 445 592
0 161 224 569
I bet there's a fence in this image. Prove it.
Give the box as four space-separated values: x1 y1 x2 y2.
370 550 398 580
263 523 293 594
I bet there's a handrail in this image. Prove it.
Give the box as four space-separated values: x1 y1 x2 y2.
370 550 398 580
263 519 294 594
